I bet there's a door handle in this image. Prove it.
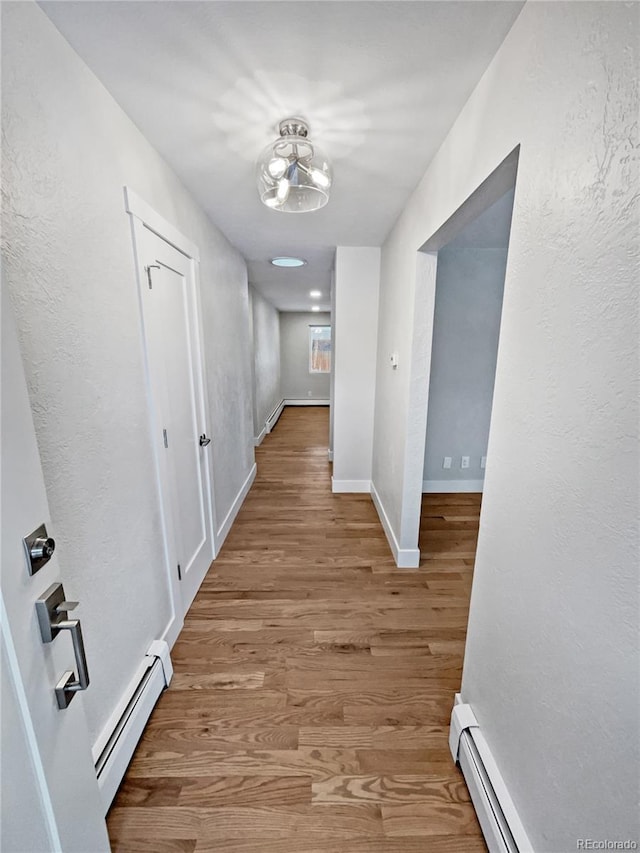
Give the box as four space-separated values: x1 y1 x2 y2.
35 582 91 710
199 434 211 447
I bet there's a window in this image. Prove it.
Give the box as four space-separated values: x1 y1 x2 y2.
309 325 331 373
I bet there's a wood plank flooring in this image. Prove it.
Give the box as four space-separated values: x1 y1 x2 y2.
107 407 485 852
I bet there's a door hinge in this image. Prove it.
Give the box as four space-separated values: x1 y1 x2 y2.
145 264 160 289
163 429 169 449
177 563 182 581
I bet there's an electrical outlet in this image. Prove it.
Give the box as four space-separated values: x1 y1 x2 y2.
461 456 470 469
308 390 312 397
443 457 452 469
481 456 487 469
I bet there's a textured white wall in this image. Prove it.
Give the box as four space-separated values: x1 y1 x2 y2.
2 3 254 745
333 247 380 489
249 287 281 436
280 312 331 400
372 2 639 848
423 248 506 484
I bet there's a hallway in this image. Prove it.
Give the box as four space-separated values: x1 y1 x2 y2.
107 407 485 851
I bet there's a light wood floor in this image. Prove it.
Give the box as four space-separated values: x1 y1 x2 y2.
107 407 485 852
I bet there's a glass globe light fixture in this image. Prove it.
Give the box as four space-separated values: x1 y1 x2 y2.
257 118 332 213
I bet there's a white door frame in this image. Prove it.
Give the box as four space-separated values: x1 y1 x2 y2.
124 187 218 636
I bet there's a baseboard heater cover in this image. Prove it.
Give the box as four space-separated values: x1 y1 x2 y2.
95 640 173 812
450 696 533 853
265 399 285 433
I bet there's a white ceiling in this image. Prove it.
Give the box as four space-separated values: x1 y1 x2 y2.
40 1 524 312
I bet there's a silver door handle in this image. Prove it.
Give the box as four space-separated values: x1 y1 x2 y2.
199 434 211 447
35 582 91 710
54 618 90 709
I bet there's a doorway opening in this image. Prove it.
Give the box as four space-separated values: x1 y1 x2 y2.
398 147 520 566
419 187 515 559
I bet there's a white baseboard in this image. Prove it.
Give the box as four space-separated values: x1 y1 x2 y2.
283 398 330 406
331 478 371 493
216 463 257 547
327 449 333 462
370 481 420 569
161 613 182 649
423 479 484 493
265 399 285 433
451 696 533 853
254 428 266 446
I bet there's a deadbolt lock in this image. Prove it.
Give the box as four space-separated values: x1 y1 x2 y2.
23 523 56 576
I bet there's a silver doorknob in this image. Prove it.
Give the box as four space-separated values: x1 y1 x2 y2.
199 434 211 447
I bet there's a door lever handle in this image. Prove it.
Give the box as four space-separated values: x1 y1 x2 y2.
54 619 90 708
35 582 91 709
199 434 211 447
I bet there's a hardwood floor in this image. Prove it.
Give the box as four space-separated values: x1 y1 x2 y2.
107 407 485 852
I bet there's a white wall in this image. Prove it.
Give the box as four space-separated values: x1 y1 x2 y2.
280 312 331 401
332 247 380 492
249 286 281 439
423 248 507 487
2 2 255 746
372 2 639 849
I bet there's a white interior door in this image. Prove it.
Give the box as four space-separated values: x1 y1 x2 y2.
136 223 215 614
1 287 109 852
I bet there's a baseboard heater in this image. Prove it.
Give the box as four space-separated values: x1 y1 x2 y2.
450 696 533 853
93 640 173 812
265 399 285 433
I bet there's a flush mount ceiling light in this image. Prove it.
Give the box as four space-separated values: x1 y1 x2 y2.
309 290 322 298
270 256 307 268
311 306 321 312
257 118 332 213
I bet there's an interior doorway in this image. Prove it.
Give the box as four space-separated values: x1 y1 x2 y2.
397 147 520 565
419 188 515 559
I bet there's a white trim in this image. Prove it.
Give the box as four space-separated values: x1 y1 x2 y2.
284 398 330 406
371 482 420 569
327 449 334 462
254 428 266 446
331 478 371 493
266 399 285 433
216 463 257 547
124 187 200 261
423 479 484 493
1 597 62 852
451 696 534 853
160 613 181 649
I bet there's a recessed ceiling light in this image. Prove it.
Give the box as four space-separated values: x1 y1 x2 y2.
311 306 321 312
309 290 322 298
270 256 306 268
